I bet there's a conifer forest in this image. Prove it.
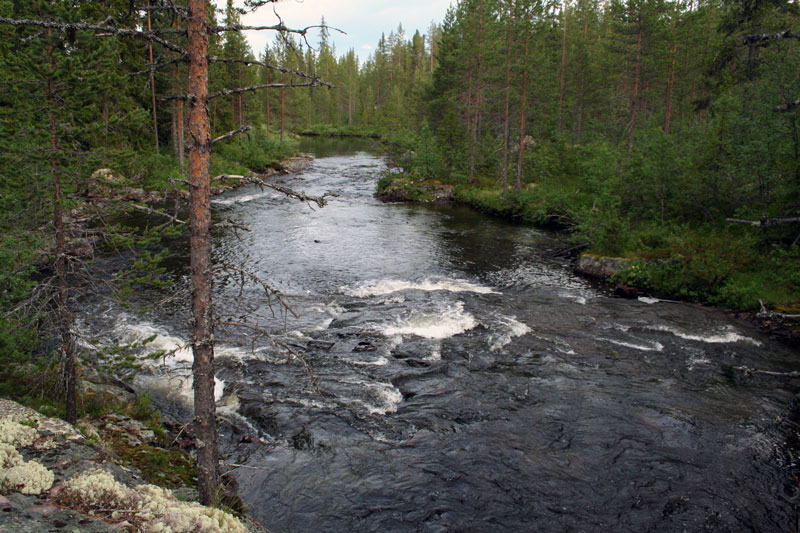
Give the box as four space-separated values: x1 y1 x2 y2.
0 0 800 530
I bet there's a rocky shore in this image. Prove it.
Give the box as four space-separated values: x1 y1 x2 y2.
0 397 265 532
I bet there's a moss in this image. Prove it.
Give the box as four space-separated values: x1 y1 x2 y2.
113 442 197 489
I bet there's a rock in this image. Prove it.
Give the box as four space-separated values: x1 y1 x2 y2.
574 254 631 279
291 428 313 450
352 341 377 353
307 340 335 351
614 284 639 299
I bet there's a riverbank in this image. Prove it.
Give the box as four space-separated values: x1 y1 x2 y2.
0 396 263 532
375 172 800 335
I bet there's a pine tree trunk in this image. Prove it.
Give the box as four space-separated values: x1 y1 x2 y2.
187 0 219 507
664 41 676 134
178 100 185 170
501 13 512 196
238 66 244 127
47 37 76 425
516 16 529 196
280 83 285 141
558 2 568 137
627 20 642 151
147 5 158 151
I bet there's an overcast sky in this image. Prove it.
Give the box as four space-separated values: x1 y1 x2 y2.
237 0 454 59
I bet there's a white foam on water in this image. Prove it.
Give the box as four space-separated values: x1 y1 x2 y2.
649 324 762 346
345 277 498 297
600 337 664 352
638 296 660 304
560 292 587 305
213 191 275 206
427 344 442 362
338 379 403 415
489 314 531 352
350 356 390 366
687 356 712 370
379 302 477 340
111 316 236 403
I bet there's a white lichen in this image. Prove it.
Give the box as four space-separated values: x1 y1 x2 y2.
0 459 54 495
0 443 22 468
0 419 38 448
56 469 248 532
56 468 134 510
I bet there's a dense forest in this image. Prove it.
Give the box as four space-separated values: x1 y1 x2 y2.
0 0 799 524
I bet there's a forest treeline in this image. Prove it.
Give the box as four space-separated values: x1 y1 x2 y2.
376 0 800 312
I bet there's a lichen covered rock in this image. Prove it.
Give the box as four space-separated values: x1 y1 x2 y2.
0 460 54 495
0 419 37 448
56 468 248 532
0 443 22 469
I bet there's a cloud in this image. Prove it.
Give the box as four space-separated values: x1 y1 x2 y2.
237 0 453 58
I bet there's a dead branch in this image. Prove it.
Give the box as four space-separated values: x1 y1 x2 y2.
0 17 187 55
211 125 251 146
161 82 325 102
774 97 800 113
209 82 325 100
216 263 297 318
213 174 329 208
214 219 251 232
743 30 800 45
129 203 186 225
129 56 186 77
209 56 335 87
735 366 800 378
726 216 800 226
217 319 318 387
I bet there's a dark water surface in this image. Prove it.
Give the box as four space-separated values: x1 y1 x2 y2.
94 138 800 531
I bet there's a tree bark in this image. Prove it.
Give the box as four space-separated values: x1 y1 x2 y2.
664 41 676 135
628 19 642 151
187 0 219 507
501 3 513 196
558 2 568 137
515 5 530 195
147 4 159 151
46 35 76 425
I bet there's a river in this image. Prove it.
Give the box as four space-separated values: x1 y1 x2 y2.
88 137 800 531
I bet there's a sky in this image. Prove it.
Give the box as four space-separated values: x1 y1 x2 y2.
237 0 455 59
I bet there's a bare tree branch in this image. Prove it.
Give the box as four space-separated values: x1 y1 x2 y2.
209 56 334 87
774 97 800 113
129 56 186 77
212 174 329 208
211 125 251 146
216 263 297 318
742 29 800 45
726 216 800 226
161 82 327 103
129 203 186 225
209 82 327 100
0 17 187 54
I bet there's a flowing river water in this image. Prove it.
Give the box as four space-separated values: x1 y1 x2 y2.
86 138 800 531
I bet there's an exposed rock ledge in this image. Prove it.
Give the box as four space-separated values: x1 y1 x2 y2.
88 154 314 203
0 398 255 532
574 253 631 279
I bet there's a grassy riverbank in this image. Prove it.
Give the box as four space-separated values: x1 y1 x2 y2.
378 133 800 315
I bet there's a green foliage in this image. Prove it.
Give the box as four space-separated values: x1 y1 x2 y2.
120 152 184 191
214 127 298 174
